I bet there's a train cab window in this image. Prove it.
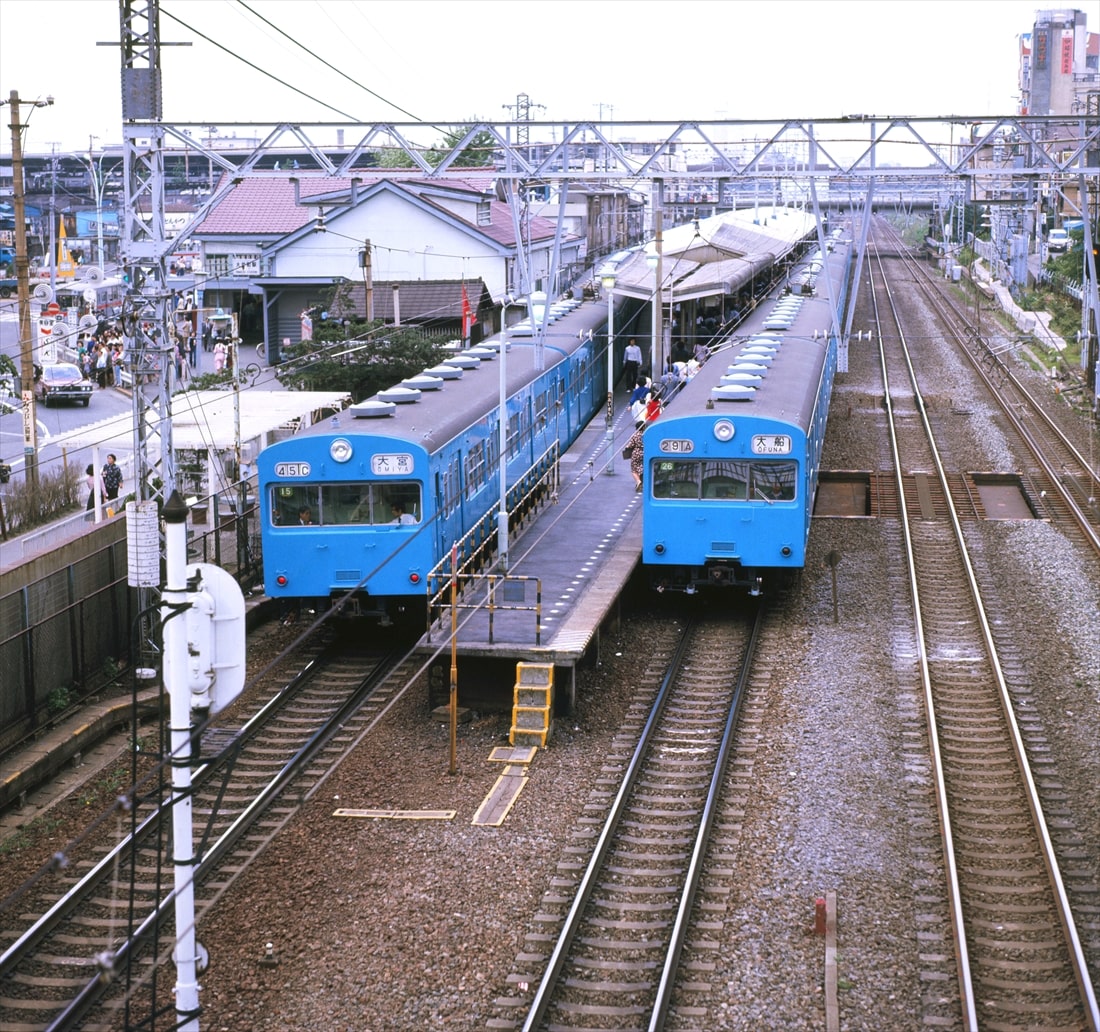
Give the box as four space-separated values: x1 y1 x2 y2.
332 482 422 524
748 461 796 501
270 482 423 526
653 461 701 500
702 461 749 500
271 486 321 525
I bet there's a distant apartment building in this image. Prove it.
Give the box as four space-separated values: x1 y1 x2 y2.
1018 8 1098 117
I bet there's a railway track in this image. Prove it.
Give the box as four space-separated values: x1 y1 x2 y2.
488 606 764 1031
899 230 1100 555
0 635 416 1031
867 227 1099 1031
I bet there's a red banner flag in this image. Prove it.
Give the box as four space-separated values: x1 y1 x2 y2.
461 283 475 339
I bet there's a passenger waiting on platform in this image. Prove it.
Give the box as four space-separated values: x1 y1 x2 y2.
622 338 642 390
102 454 123 501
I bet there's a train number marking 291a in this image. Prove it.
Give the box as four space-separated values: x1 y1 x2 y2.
750 435 793 455
659 439 695 454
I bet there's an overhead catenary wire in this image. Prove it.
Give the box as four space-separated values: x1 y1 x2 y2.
159 5 362 123
232 0 424 123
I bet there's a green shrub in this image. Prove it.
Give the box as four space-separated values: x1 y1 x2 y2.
47 684 73 715
1 464 82 535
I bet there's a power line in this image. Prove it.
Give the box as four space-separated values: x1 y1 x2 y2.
233 0 423 123
159 4 361 122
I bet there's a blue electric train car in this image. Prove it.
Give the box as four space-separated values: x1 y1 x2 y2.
642 227 853 596
256 296 618 626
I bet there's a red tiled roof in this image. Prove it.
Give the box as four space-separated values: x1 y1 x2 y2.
192 176 352 235
192 172 578 247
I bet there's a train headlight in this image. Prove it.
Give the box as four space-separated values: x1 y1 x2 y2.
329 438 353 463
713 419 735 443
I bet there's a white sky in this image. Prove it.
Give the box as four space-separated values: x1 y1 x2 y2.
0 0 1062 156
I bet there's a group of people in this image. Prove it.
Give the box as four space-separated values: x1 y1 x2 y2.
77 333 126 389
623 376 664 493
85 453 124 516
619 334 712 495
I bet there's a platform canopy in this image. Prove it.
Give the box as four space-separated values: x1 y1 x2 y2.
603 206 820 305
47 389 351 457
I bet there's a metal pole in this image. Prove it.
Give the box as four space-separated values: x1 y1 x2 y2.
497 304 510 572
88 136 105 269
161 492 202 1032
654 212 664 381
601 272 616 474
49 143 57 297
449 544 458 775
5 90 51 489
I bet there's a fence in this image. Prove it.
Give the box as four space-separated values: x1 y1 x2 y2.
0 530 134 752
0 476 263 754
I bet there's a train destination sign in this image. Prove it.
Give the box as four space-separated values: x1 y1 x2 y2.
371 453 414 475
751 434 793 455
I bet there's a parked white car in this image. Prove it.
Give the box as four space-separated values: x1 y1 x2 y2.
1047 228 1070 253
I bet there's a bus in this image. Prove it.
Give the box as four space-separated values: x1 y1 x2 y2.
53 278 126 321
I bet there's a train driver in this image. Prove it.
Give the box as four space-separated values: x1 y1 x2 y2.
391 502 417 525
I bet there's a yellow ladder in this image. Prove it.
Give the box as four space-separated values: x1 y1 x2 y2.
510 663 554 748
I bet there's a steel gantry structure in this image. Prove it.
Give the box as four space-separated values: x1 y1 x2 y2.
115 0 1099 525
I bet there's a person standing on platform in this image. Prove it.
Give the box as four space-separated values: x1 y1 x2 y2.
625 422 646 492
622 338 642 391
102 454 123 502
85 464 100 519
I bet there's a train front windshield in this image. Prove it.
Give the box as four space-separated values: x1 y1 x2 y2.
652 459 796 501
270 481 422 525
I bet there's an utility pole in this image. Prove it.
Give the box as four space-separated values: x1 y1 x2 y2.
360 238 374 322
4 90 53 489
48 142 59 296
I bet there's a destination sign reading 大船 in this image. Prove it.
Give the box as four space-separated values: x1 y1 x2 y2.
751 435 793 455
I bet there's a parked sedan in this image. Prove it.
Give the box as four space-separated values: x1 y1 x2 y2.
37 363 94 407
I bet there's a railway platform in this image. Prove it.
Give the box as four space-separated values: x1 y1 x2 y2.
413 392 645 708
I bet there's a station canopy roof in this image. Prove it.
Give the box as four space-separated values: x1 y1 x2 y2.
48 389 351 455
602 206 820 305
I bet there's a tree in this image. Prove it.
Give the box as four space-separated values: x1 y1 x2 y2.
374 120 496 170
429 122 496 168
274 283 446 402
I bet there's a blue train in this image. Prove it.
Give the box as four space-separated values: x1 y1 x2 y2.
256 295 625 626
642 227 853 596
